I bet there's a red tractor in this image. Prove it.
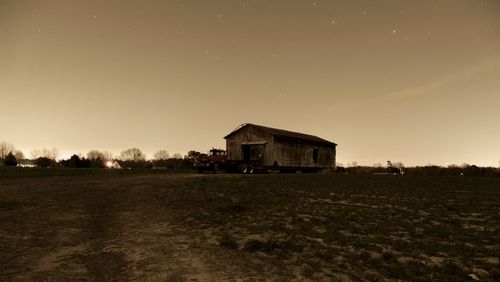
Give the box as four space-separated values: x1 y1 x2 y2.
193 148 227 173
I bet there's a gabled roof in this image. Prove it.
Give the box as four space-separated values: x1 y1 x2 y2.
224 123 337 146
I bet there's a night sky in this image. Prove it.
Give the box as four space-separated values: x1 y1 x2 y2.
1 0 499 166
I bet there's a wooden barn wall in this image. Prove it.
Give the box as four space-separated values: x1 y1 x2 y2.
226 125 336 168
225 125 274 164
271 140 336 168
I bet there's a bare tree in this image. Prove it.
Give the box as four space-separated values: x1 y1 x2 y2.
87 150 110 168
153 150 169 160
44 148 58 160
87 150 105 161
120 148 146 162
171 153 182 159
101 151 114 162
86 150 113 162
30 148 58 160
30 149 41 159
14 150 24 161
51 148 59 160
0 142 15 160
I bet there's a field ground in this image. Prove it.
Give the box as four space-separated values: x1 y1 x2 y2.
0 169 499 281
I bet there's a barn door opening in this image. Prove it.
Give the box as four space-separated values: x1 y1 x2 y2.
313 148 319 164
242 145 251 162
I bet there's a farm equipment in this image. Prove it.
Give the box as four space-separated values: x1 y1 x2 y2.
387 161 404 175
193 148 227 173
193 148 264 174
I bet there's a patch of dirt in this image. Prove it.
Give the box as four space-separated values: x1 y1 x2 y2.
34 244 87 272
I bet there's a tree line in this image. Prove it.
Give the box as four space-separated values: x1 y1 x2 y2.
0 141 202 169
335 163 500 177
2 141 499 176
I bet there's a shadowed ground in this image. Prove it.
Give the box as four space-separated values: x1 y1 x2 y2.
0 170 499 281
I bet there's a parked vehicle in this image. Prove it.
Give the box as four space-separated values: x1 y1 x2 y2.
193 148 227 173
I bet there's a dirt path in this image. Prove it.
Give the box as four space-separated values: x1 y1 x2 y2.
0 174 227 281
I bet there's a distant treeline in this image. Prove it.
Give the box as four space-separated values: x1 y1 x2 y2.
336 165 500 177
58 155 194 170
0 141 200 170
2 141 499 176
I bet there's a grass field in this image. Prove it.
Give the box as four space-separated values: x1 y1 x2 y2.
0 169 499 281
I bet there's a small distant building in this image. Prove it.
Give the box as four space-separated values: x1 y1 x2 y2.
224 123 337 172
17 159 36 168
106 160 122 169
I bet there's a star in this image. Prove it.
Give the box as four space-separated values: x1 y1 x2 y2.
217 13 224 24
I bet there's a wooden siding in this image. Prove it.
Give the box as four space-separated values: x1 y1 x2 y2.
272 140 335 168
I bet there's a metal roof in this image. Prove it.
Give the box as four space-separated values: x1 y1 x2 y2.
224 123 337 146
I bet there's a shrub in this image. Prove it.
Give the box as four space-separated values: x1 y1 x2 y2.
3 152 17 166
35 157 54 168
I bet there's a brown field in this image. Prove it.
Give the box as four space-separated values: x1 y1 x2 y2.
0 169 499 281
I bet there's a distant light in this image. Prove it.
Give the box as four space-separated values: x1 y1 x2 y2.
106 161 113 168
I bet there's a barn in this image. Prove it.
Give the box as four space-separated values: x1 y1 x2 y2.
224 123 337 172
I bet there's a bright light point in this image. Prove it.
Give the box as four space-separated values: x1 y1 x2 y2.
392 29 396 34
331 19 336 24
106 161 113 168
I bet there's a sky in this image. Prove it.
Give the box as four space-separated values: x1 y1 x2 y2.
1 0 499 166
